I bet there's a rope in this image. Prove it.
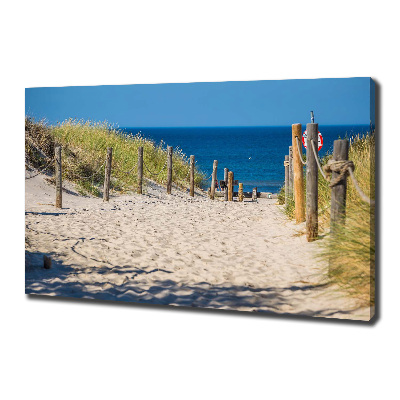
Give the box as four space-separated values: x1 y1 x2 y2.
143 158 168 177
283 161 289 167
348 168 375 206
25 157 55 179
323 159 375 206
311 140 328 180
122 163 137 175
25 136 53 161
295 136 307 165
73 160 106 180
324 160 354 187
205 172 213 180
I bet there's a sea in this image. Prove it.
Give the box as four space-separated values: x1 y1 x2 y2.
120 125 371 193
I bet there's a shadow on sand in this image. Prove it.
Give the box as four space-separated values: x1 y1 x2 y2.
26 250 370 323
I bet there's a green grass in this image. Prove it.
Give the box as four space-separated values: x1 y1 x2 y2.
25 117 206 195
278 154 306 219
279 134 375 307
277 187 296 219
319 134 375 306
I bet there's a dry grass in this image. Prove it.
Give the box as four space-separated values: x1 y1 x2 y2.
319 134 375 306
25 117 55 170
279 134 375 306
25 117 206 196
321 201 374 305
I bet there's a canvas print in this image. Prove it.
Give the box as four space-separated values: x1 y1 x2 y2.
25 78 375 321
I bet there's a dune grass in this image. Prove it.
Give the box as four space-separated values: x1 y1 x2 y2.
278 134 375 306
320 134 375 306
25 117 205 196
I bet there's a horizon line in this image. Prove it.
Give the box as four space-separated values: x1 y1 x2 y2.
118 123 372 129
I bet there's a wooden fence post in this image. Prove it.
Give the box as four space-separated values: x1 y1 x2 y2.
55 144 62 208
284 155 289 205
210 160 218 200
330 139 350 235
137 146 143 194
103 147 113 202
167 146 173 194
238 183 244 202
224 168 229 201
306 123 318 241
189 155 195 197
292 123 305 223
43 255 52 269
252 187 257 201
289 146 293 197
228 171 233 201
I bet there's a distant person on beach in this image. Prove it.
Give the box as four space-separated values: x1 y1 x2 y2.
215 179 219 191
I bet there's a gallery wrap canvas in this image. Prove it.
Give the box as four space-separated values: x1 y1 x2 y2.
25 78 375 321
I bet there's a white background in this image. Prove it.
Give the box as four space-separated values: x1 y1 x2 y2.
1 1 399 399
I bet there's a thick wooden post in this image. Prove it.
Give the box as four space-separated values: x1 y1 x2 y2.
284 155 289 205
103 147 113 202
210 160 218 200
43 255 52 269
55 145 62 208
228 171 233 201
292 124 305 223
189 155 195 197
224 168 229 201
330 139 350 235
252 187 257 201
167 146 173 194
306 123 318 241
238 183 244 202
289 146 293 197
137 146 143 194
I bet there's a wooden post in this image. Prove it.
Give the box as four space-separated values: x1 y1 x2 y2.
306 123 318 241
231 171 235 199
292 123 305 223
103 147 113 202
224 168 229 201
167 146 173 194
43 255 52 269
210 160 218 200
238 183 244 202
189 155 195 197
252 187 257 201
289 146 293 197
330 139 350 235
228 171 233 201
137 146 143 194
284 155 289 205
55 144 62 208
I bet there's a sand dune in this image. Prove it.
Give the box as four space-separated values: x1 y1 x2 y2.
25 174 371 320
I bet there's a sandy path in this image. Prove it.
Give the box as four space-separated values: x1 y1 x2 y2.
25 174 371 320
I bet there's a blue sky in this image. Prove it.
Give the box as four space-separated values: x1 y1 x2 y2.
25 78 374 127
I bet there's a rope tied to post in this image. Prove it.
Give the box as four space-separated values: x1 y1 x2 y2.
323 160 355 187
323 159 375 206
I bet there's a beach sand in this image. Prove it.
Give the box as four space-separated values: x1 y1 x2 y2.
25 173 372 320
